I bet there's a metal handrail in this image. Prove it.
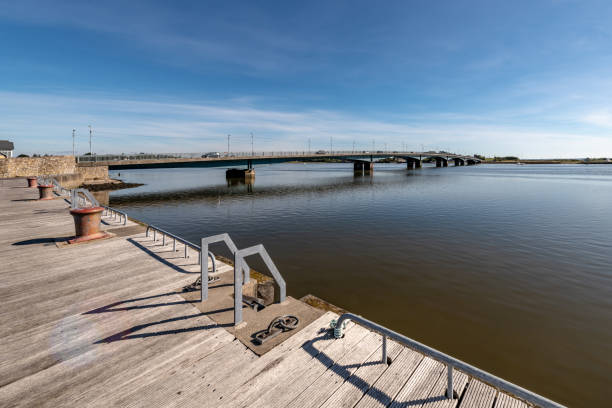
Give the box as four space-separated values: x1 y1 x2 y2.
102 206 128 225
332 313 565 408
146 225 216 274
49 178 71 197
232 243 286 325
70 188 100 209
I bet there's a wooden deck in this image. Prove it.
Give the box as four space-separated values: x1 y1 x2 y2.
0 178 535 407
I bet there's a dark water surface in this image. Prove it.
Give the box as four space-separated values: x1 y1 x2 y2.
108 163 612 407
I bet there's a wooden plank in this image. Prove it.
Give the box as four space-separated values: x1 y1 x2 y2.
94 338 254 408
131 311 342 408
0 309 232 407
245 324 373 408
354 346 424 408
318 340 404 408
419 367 468 408
222 315 355 408
494 393 529 408
287 330 384 408
389 357 444 408
458 379 497 408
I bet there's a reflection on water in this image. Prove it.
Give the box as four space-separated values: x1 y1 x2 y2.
109 163 612 407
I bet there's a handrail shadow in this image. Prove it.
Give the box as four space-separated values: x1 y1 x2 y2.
127 237 197 275
84 291 196 314
94 307 234 343
297 328 446 407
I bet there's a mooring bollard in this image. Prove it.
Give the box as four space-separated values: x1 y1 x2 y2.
37 184 54 200
27 177 38 188
68 206 107 243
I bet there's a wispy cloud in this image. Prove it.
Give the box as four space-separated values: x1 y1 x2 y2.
582 110 612 128
1 91 611 158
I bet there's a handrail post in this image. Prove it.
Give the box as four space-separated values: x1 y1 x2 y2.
201 239 209 302
382 334 387 364
233 251 243 325
446 365 454 399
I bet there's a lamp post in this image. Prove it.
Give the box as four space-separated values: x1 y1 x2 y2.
72 128 76 157
88 125 93 156
227 134 230 155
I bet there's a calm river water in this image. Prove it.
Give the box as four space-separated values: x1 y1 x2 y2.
108 163 611 407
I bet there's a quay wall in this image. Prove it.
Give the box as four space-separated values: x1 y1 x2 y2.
76 164 108 181
0 156 108 187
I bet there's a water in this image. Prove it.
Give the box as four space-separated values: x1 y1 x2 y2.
108 163 612 407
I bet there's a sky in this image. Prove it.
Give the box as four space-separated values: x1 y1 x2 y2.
1 0 612 158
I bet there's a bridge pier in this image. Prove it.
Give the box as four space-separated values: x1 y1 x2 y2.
226 168 255 180
226 159 255 180
454 158 465 166
405 158 422 169
353 161 374 174
435 158 448 167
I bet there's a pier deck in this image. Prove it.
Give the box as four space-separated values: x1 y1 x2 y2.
1 178 537 407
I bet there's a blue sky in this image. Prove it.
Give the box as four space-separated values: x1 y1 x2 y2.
1 0 612 158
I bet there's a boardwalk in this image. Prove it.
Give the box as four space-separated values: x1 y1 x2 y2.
0 178 543 407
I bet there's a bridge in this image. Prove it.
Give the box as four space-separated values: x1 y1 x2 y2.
77 151 481 179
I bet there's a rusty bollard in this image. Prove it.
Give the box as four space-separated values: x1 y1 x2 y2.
37 184 54 200
27 177 38 188
69 206 107 244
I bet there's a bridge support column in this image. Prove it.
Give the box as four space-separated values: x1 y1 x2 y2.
226 168 255 180
454 158 464 166
435 158 448 167
354 161 374 174
406 158 422 169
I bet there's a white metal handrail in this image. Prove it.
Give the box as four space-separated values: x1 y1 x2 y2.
102 206 128 225
332 313 565 408
146 225 217 275
232 243 286 325
200 233 251 303
70 188 100 209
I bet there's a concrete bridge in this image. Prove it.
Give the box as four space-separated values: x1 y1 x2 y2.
77 151 481 179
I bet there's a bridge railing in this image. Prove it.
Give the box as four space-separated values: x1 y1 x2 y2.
75 151 469 163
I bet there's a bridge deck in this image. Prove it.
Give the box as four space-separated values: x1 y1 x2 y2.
1 178 532 407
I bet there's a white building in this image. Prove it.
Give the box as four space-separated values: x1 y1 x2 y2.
0 140 14 158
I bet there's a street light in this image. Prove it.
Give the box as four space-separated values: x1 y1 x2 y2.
72 128 76 157
88 125 93 155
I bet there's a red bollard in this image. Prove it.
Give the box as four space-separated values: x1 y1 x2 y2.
37 184 54 200
69 206 107 243
27 177 38 188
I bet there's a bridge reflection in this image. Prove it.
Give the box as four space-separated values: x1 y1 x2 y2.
107 168 450 208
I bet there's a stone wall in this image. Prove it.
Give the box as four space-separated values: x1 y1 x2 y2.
76 164 108 181
0 156 108 185
0 156 76 178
